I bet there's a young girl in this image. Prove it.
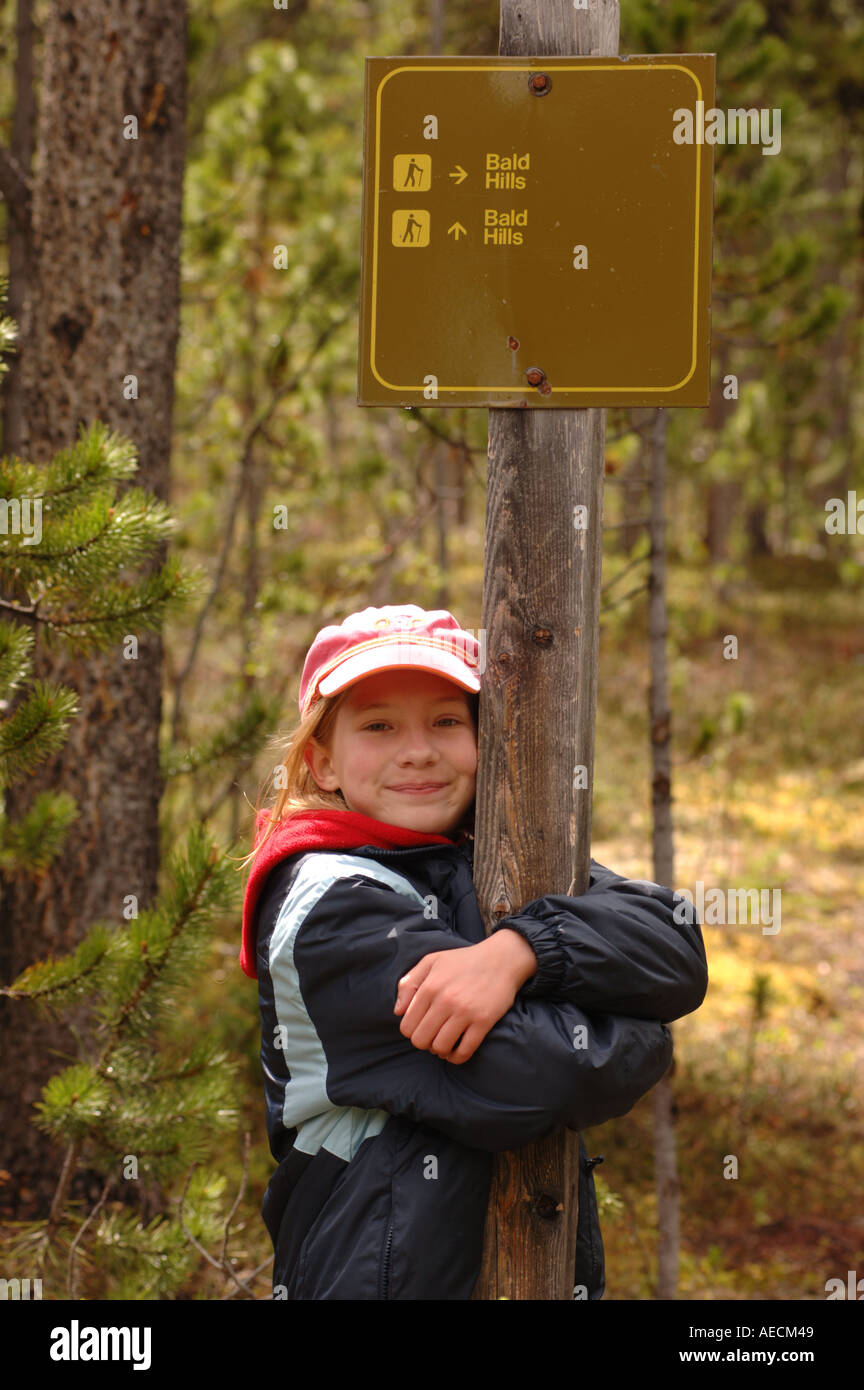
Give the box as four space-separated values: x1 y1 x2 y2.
239 603 708 1300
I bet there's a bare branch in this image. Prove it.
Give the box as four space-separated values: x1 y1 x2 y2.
600 581 649 613
601 550 650 595
177 1160 261 1300
219 1256 273 1299
68 1177 114 1299
603 516 651 530
219 1131 250 1267
405 408 486 456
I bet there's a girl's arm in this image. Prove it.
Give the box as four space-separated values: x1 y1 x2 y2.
395 860 707 1062
489 859 708 1021
272 868 673 1153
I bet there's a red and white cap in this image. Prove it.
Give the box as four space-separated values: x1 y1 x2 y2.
298 605 482 719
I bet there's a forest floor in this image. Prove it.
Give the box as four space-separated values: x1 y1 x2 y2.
589 557 864 1300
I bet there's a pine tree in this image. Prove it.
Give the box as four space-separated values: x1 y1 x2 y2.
2 824 245 1300
0 283 199 917
0 290 251 1298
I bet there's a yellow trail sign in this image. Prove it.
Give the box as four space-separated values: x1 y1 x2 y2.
358 54 715 409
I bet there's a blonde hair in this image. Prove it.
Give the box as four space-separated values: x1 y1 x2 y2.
235 685 479 875
234 688 351 872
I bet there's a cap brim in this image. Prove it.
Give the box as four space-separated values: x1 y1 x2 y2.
318 647 481 700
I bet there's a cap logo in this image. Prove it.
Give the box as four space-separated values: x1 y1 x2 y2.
375 615 424 631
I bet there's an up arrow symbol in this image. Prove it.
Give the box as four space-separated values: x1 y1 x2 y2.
447 221 468 241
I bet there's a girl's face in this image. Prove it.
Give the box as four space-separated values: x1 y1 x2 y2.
304 668 478 836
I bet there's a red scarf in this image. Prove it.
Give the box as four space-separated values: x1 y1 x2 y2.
239 807 461 979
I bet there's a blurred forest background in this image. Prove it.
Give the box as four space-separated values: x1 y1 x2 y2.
0 0 862 1300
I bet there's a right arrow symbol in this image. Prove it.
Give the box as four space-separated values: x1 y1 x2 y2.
447 221 468 241
449 165 468 185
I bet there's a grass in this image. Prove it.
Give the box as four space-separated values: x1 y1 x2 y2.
587 556 864 1300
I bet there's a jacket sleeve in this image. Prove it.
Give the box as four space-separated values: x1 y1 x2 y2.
288 871 673 1154
488 859 708 1023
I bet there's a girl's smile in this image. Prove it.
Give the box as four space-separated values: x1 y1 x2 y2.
389 783 448 793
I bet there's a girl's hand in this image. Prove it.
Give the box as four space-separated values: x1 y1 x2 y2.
393 931 537 1064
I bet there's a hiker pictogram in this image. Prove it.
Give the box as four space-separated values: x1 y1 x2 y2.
391 209 430 247
393 153 431 191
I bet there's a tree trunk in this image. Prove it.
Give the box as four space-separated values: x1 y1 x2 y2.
472 0 619 1302
0 0 187 1217
647 408 680 1299
745 503 771 559
704 342 738 562
619 407 652 554
814 146 860 558
430 0 445 54
434 446 451 610
0 0 36 457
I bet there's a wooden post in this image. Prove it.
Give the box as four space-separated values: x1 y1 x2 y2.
472 0 620 1301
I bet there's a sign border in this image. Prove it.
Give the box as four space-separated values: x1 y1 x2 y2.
358 55 716 407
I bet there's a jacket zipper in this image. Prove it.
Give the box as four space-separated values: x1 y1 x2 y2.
379 1217 394 1300
585 1154 604 1288
357 841 475 874
357 844 467 858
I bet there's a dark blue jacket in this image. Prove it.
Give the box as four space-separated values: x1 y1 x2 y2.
254 836 708 1300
